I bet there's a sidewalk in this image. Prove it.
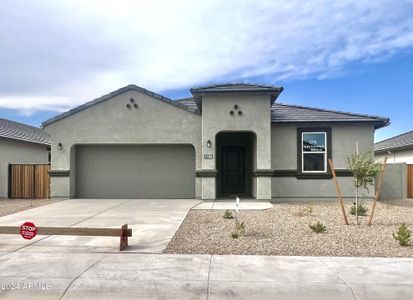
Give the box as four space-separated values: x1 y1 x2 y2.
1 252 412 299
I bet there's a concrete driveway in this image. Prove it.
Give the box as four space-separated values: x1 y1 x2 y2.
0 199 200 253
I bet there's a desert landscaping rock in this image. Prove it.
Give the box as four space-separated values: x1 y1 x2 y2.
164 201 413 257
0 199 57 217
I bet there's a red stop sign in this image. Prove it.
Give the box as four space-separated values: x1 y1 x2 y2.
20 222 38 240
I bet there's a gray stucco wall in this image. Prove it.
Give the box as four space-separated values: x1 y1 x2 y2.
44 89 202 199
380 163 408 200
271 124 375 199
0 137 49 198
201 94 272 199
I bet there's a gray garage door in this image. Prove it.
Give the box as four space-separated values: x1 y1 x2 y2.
75 144 195 198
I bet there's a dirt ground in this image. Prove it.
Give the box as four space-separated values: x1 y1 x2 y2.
165 200 413 257
0 198 58 217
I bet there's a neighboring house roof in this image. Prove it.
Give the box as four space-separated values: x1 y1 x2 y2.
190 83 284 110
175 98 389 129
0 118 51 145
42 85 199 127
375 130 413 153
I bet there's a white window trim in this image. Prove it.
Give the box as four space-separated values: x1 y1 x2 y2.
301 132 327 173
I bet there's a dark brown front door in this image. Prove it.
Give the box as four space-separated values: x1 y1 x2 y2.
221 147 245 195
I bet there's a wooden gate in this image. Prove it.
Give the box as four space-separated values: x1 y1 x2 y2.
9 164 50 199
408 165 413 199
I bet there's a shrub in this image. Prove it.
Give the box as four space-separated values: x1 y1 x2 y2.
393 223 411 246
231 220 246 239
231 232 239 239
235 220 246 235
350 203 369 216
309 221 327 233
223 210 234 219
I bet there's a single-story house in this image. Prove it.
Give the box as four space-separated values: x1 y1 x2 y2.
42 83 389 200
375 130 413 164
0 118 50 198
375 130 413 199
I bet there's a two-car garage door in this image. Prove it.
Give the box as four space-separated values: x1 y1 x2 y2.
75 144 195 198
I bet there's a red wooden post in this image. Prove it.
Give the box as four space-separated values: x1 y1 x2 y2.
120 224 129 251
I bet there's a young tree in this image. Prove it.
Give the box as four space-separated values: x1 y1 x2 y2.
347 151 383 225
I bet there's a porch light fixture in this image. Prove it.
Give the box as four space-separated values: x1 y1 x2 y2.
57 142 63 150
207 140 212 148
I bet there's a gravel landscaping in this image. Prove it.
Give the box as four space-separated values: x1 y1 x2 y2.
164 200 413 257
0 198 57 217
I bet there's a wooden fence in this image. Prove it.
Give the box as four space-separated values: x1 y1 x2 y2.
9 164 50 199
408 165 413 199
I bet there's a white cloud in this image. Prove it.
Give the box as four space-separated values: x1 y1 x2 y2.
0 96 76 116
0 0 412 113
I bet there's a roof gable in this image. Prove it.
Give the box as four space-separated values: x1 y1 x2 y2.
42 85 199 127
375 130 413 153
0 118 50 145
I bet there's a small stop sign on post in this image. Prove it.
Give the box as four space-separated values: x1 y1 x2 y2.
20 222 38 240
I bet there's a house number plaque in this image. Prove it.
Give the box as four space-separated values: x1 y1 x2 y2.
204 154 213 159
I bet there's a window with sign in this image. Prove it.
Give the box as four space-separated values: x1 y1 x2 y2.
302 132 327 173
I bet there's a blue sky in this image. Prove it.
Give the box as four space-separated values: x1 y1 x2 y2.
0 0 412 142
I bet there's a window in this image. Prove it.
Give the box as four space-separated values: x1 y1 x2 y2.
302 132 327 172
297 127 331 176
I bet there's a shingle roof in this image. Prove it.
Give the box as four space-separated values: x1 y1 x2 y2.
175 98 389 128
175 97 198 111
42 85 199 127
0 118 50 145
272 103 389 128
375 130 413 153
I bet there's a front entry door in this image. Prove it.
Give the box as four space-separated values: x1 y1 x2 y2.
221 147 245 195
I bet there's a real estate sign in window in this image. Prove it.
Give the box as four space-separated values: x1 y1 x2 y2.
302 132 327 173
